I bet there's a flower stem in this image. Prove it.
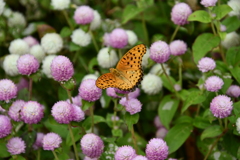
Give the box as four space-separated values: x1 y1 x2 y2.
90 105 94 133
208 9 217 35
62 10 74 31
118 49 122 59
170 25 180 42
37 149 40 160
90 30 99 52
130 127 138 154
52 150 59 160
141 12 149 46
113 99 118 129
178 57 183 88
66 89 73 103
28 78 33 100
68 124 79 160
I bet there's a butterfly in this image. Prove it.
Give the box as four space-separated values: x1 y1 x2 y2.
96 44 147 91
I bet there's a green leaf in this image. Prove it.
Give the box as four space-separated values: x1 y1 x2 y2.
188 10 211 23
66 127 82 146
69 42 81 52
221 78 232 93
212 5 232 20
229 67 240 84
201 125 222 140
233 101 240 115
222 16 240 33
222 133 240 157
112 129 123 137
124 112 139 129
60 27 72 38
0 142 10 157
174 116 193 125
160 75 176 92
165 123 193 154
193 116 211 129
122 4 143 24
58 86 68 100
226 46 240 67
88 57 98 73
82 100 94 111
82 115 105 130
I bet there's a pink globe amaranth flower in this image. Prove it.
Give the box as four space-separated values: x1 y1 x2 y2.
210 95 233 118
107 88 122 98
0 79 17 102
146 138 169 160
119 97 128 106
51 101 72 124
227 85 240 98
154 116 164 128
74 5 94 25
103 33 111 46
205 76 224 92
125 98 142 115
43 132 62 150
33 132 45 150
150 41 171 63
71 104 85 122
23 36 39 47
7 137 26 155
171 2 192 25
17 54 40 75
115 88 130 94
201 0 218 7
115 145 137 160
220 24 227 32
110 28 128 49
79 79 102 102
0 115 12 138
169 40 187 56
81 133 104 158
197 57 216 72
128 88 141 99
156 127 168 139
8 100 25 122
21 101 44 124
132 155 148 160
111 115 120 121
51 55 74 81
67 95 82 107
17 78 29 91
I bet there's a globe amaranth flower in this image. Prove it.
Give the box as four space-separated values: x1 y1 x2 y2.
128 88 141 99
0 79 17 102
8 100 25 122
74 5 94 25
0 115 12 138
79 79 102 102
90 10 101 30
154 116 164 128
103 33 111 47
8 12 26 27
0 0 5 15
51 101 72 124
150 63 170 75
156 127 168 139
115 88 130 94
17 78 28 91
115 145 137 160
43 132 62 150
17 54 40 75
51 55 74 81
204 76 224 92
81 133 104 158
9 39 29 55
174 84 182 91
132 155 148 160
51 0 70 10
23 23 37 36
200 0 218 7
67 95 82 107
171 2 192 25
197 57 216 72
110 28 128 49
226 85 240 98
71 28 91 47
97 47 119 68
21 101 44 124
82 74 98 81
126 30 138 46
42 55 56 78
142 48 150 68
41 33 63 54
71 104 85 122
221 32 240 49
141 74 163 95
146 138 169 160
107 88 122 98
23 36 39 47
30 45 46 62
210 95 233 118
150 41 171 63
3 54 20 76
169 40 187 56
7 137 26 155
33 132 45 150
236 118 240 134
120 98 142 115
220 24 227 32
228 0 240 19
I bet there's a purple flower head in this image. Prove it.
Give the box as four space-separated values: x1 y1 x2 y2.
0 79 17 102
125 98 142 115
128 88 141 99
43 132 62 150
23 36 39 47
107 88 121 98
132 155 148 160
33 132 45 150
150 41 171 63
81 133 104 158
21 101 44 124
17 78 29 91
146 138 169 160
115 145 137 160
51 55 74 81
154 116 164 128
205 76 224 92
67 95 82 107
17 54 40 75
226 85 240 98
201 0 218 7
110 28 128 49
103 33 111 47
8 100 25 122
51 101 72 124
197 57 216 72
111 115 120 121
156 127 168 139
210 95 233 118
220 24 227 32
71 104 85 122
171 2 192 25
115 88 130 94
7 137 26 155
79 79 102 102
119 97 128 107
74 5 94 25
0 115 12 138
169 40 187 56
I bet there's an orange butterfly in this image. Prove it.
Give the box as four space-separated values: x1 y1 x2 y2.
96 44 147 91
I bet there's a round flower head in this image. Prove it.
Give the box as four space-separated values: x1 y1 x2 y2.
228 0 240 19
107 88 121 98
226 85 240 98
220 24 227 32
8 100 25 122
9 39 29 55
210 95 233 118
0 0 5 15
7 137 26 155
82 74 98 81
51 0 70 10
200 0 217 7
42 55 56 78
3 54 20 76
141 74 163 95
150 63 170 75
197 57 216 72
126 30 138 46
142 48 150 68
81 133 104 158
169 40 187 56
204 76 224 92
150 41 171 63
41 33 63 54
236 118 240 134
17 54 40 75
30 45 46 62
132 155 148 160
156 127 168 139
115 145 137 160
111 115 120 121
23 36 39 47
0 79 17 102
51 101 72 124
103 33 111 47
171 2 192 25
33 132 45 150
221 32 240 49
74 5 94 25
43 132 62 150
0 115 12 138
125 98 142 115
110 28 128 49
174 84 182 91
71 28 91 47
51 55 74 81
90 10 101 30
67 95 82 107
71 104 85 122
8 12 26 27
97 47 119 68
146 138 169 160
79 79 102 102
128 88 141 99
21 101 44 124
154 116 163 128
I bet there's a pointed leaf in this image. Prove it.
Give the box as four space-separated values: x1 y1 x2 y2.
201 125 222 140
226 46 240 67
212 5 232 20
122 4 143 24
188 10 211 23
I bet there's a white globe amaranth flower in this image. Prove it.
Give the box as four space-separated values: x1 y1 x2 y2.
82 74 98 81
41 33 63 54
90 10 102 30
97 47 119 68
236 117 240 134
8 12 26 27
141 74 163 95
150 63 170 75
0 0 5 15
228 0 240 19
3 54 20 76
126 30 138 46
30 45 46 62
142 47 150 68
9 39 29 55
3 8 12 18
42 55 56 78
23 23 37 36
221 32 240 49
71 29 91 47
51 0 70 10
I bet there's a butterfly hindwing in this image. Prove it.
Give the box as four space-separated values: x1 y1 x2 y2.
96 73 118 89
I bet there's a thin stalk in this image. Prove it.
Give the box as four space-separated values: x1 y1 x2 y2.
118 49 122 59
90 105 94 133
178 57 183 88
28 78 33 100
66 89 73 103
224 118 228 129
196 104 200 116
37 149 40 160
141 12 149 46
90 31 99 52
73 51 88 72
62 10 74 31
113 99 118 129
130 127 138 154
68 124 79 160
170 25 180 42
218 118 223 128
52 150 59 160
208 9 217 35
